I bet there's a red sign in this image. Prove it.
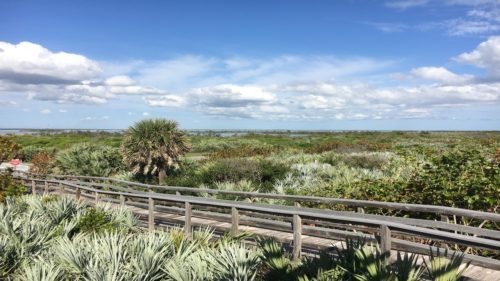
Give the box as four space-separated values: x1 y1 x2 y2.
9 159 22 166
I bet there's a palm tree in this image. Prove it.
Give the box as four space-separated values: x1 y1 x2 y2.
121 119 190 184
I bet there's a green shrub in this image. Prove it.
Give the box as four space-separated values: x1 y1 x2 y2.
198 158 262 185
19 146 56 161
0 136 20 162
53 143 123 176
0 172 26 202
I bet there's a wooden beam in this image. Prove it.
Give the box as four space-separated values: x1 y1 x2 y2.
292 213 302 261
379 225 391 265
231 206 239 236
59 183 64 196
185 202 192 237
31 180 36 195
75 187 81 200
148 197 155 230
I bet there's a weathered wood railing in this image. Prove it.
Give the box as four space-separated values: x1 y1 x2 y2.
17 175 500 269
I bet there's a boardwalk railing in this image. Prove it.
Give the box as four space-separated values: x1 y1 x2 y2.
15 174 500 269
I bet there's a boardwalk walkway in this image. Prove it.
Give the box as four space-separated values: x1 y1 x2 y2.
17 174 500 280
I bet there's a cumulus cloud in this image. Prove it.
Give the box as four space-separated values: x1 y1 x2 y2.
0 42 166 104
0 41 101 84
456 36 500 76
40 109 51 114
410 67 474 84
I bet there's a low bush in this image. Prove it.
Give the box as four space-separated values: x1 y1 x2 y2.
53 143 123 176
0 171 25 202
19 145 56 161
29 151 54 174
198 158 262 185
0 136 20 162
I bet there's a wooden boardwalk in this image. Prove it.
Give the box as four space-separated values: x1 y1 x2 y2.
18 174 500 281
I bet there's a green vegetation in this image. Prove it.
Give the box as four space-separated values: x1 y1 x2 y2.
121 119 191 184
53 143 123 177
0 195 470 281
4 128 499 213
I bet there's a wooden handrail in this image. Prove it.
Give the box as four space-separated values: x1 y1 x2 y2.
21 173 500 222
21 177 500 251
19 177 500 269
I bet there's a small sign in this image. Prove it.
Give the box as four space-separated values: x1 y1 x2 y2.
9 159 22 167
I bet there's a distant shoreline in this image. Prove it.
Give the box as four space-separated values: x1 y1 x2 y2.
1 128 499 136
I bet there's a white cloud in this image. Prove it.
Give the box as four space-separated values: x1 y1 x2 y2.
0 100 16 106
410 67 474 84
0 41 101 84
40 109 51 114
385 0 430 9
142 112 150 116
82 115 109 121
456 36 500 76
58 109 67 113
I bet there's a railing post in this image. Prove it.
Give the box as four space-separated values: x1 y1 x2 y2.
379 225 391 265
231 206 239 236
31 180 36 195
441 215 449 223
294 201 301 208
59 183 64 196
120 194 125 206
292 213 302 261
94 191 100 204
185 202 192 238
75 187 81 200
357 207 365 214
175 191 181 196
148 196 155 230
44 181 49 195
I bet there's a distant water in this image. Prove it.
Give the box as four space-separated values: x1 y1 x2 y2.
0 128 397 137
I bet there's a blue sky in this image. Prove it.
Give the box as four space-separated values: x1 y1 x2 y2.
0 0 499 130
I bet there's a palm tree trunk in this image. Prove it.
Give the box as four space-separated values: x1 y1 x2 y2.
158 169 166 185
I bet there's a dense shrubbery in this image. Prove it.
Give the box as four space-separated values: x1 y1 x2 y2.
53 143 123 176
0 136 20 162
0 171 25 202
0 196 470 281
19 145 56 161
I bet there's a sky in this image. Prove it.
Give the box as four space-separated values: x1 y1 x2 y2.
0 0 499 130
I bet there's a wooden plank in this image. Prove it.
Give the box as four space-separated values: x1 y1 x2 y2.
293 214 302 261
379 225 391 265
231 206 239 236
31 180 36 195
185 202 192 237
148 197 155 230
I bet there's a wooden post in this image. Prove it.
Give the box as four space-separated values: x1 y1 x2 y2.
185 202 192 237
148 197 155 230
119 194 125 206
59 183 64 196
94 191 100 204
379 225 391 265
75 187 81 200
44 181 49 194
294 201 301 208
175 191 181 196
31 180 36 195
231 206 239 236
292 213 302 261
357 207 365 214
441 215 449 223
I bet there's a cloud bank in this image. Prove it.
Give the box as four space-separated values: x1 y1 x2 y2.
1 37 499 122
